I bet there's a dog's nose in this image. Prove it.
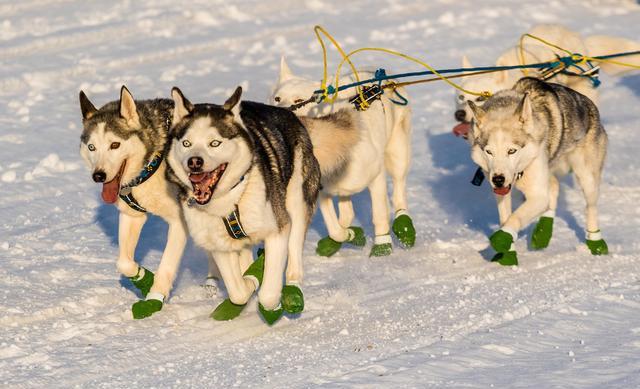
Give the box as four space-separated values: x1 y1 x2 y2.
492 174 505 188
92 171 106 183
188 156 204 171
454 109 467 122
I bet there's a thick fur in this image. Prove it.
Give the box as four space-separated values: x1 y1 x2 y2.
455 24 640 124
271 57 413 245
166 87 321 310
468 77 607 239
79 87 187 299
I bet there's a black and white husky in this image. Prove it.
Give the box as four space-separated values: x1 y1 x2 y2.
79 87 188 319
166 86 323 325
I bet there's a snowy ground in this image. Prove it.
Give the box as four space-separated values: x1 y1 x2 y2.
1 0 640 387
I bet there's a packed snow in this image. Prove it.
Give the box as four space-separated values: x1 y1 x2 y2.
1 0 639 387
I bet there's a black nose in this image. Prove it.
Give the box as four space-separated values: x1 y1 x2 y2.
492 174 505 188
92 171 106 183
455 109 467 122
188 156 204 172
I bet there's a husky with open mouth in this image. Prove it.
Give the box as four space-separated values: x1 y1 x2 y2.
166 86 322 325
79 86 198 319
467 77 609 266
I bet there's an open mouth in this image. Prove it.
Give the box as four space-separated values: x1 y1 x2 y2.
101 161 126 204
189 163 228 205
493 184 512 196
452 122 471 139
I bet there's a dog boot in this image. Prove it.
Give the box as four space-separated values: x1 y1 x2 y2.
491 251 519 266
281 284 304 314
585 230 608 255
316 227 365 257
129 266 154 298
131 293 164 319
211 299 246 321
370 234 393 257
243 249 265 287
531 216 554 250
489 229 515 253
392 213 416 248
259 303 284 326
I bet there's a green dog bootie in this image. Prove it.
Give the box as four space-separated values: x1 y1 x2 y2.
370 243 392 257
129 266 154 298
132 298 163 320
347 226 366 247
490 230 514 253
259 303 284 326
316 236 342 257
491 251 519 266
281 285 304 314
531 216 554 250
243 249 265 287
392 214 416 248
211 299 247 321
586 239 609 255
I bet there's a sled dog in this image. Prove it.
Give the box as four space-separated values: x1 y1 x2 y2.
79 87 191 319
270 57 416 257
166 86 322 325
454 24 640 138
467 77 609 266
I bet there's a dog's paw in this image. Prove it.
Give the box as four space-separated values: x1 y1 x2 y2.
243 251 265 288
491 251 518 266
281 285 304 314
347 226 366 247
489 230 514 253
531 216 554 250
316 236 342 257
586 239 609 255
370 243 392 257
258 303 284 326
131 299 163 320
202 276 218 298
210 299 246 321
129 267 154 298
392 215 416 248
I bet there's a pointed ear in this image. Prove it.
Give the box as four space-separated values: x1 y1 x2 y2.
171 87 193 126
516 93 533 124
119 86 140 125
79 91 97 120
467 101 486 125
223 86 242 112
462 55 473 69
278 56 294 82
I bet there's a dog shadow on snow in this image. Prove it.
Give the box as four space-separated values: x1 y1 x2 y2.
95 203 208 297
427 131 583 258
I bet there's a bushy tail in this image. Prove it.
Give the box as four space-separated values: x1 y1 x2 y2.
585 35 640 76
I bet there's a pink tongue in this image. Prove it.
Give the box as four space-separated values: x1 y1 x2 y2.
493 187 511 196
101 179 120 204
452 122 471 137
189 173 207 183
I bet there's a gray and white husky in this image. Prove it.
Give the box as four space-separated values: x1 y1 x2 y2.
166 86 323 325
270 57 415 257
79 87 189 319
467 77 609 266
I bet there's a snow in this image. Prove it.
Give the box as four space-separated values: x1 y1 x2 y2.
1 0 639 387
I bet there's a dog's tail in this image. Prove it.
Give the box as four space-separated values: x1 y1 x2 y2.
300 110 360 179
585 35 640 76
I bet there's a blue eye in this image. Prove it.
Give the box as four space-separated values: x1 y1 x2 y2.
508 148 517 155
88 144 96 151
209 140 221 147
182 140 192 148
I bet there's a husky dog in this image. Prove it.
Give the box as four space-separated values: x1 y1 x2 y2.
270 57 415 257
79 87 192 319
166 86 321 325
454 24 640 138
467 77 609 266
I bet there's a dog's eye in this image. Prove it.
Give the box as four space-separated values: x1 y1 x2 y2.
110 142 120 150
88 144 96 151
485 149 493 156
458 95 465 101
274 96 281 103
508 148 518 155
182 140 192 148
476 96 487 102
209 140 222 148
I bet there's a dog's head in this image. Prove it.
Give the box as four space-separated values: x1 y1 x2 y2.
167 86 252 206
269 56 319 116
467 92 540 196
79 86 147 204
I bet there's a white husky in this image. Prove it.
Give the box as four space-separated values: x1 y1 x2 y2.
270 57 415 257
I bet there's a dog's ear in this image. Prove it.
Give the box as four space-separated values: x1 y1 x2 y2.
278 56 294 83
467 100 486 126
223 86 242 115
516 93 533 124
79 91 97 120
171 87 194 126
119 86 140 126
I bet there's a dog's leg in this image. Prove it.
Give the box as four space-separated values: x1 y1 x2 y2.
204 252 221 288
257 227 290 325
337 196 355 228
531 175 559 250
210 250 257 321
495 191 512 226
386 112 416 248
131 219 187 319
369 171 392 257
117 212 152 294
283 192 309 314
316 193 364 257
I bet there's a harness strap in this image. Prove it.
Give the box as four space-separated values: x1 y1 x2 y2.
222 205 248 240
